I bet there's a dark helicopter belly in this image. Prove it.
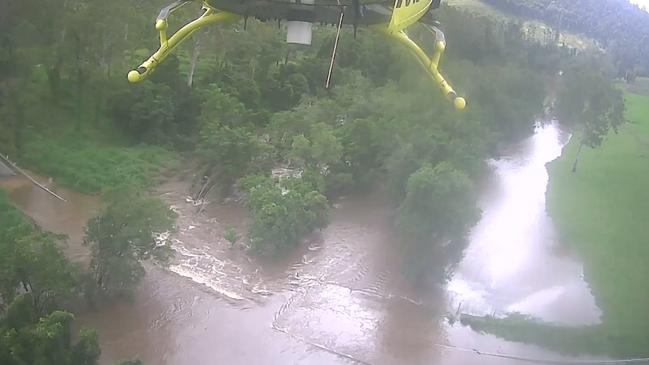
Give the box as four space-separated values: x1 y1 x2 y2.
204 0 393 25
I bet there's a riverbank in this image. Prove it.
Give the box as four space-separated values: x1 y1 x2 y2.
546 90 649 353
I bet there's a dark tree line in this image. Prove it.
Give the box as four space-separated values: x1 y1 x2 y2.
481 0 649 78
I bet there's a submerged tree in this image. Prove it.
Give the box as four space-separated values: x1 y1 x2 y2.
83 189 176 298
240 175 329 254
397 162 480 280
223 225 240 247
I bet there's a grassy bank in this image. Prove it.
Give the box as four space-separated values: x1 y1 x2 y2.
547 91 649 330
0 89 180 194
462 90 649 357
460 314 647 357
460 314 604 356
19 134 179 194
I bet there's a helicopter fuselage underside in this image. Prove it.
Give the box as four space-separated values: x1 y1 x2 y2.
204 0 392 25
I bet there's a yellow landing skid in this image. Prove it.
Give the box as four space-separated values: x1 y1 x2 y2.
128 0 466 110
128 3 239 83
373 25 466 110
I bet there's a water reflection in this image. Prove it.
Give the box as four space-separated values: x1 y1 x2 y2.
448 121 601 325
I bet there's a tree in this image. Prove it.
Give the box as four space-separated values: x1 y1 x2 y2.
109 81 176 145
0 195 102 365
195 86 274 196
397 162 480 244
0 200 78 316
556 58 625 172
71 329 102 365
240 175 329 254
14 234 79 315
83 189 176 298
0 295 100 365
396 163 480 282
198 121 266 196
288 123 342 168
198 86 250 128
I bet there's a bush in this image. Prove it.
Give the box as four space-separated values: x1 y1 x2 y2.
240 175 329 254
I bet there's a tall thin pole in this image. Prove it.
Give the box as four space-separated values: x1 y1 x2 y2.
325 10 345 89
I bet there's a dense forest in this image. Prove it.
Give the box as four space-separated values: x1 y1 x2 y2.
0 0 627 363
481 0 649 78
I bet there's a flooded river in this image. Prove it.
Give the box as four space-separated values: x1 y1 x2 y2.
448 121 601 325
0 122 604 364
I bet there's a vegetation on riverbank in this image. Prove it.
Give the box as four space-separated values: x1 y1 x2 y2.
461 89 649 357
1 186 174 364
84 188 177 298
0 191 101 364
19 135 179 193
460 314 603 355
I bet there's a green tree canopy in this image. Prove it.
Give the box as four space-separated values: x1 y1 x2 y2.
241 175 329 254
0 295 100 365
84 188 176 297
0 192 78 316
397 162 480 243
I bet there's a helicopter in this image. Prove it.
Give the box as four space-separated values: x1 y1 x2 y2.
127 0 466 110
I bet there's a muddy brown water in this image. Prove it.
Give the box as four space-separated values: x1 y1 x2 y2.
0 122 607 364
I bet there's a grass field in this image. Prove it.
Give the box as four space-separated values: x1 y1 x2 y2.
462 90 649 357
547 91 649 331
617 77 649 95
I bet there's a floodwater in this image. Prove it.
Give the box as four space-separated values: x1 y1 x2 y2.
0 174 99 262
0 122 604 364
448 121 601 325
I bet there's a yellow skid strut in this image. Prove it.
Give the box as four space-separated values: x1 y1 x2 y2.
375 26 466 110
128 4 239 83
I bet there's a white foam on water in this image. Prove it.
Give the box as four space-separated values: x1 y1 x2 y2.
168 263 245 301
168 242 248 301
